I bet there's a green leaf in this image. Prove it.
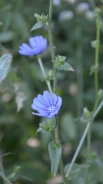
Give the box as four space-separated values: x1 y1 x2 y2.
36 127 43 133
64 164 88 178
30 22 44 31
48 141 62 176
55 62 74 71
0 53 12 83
61 113 77 140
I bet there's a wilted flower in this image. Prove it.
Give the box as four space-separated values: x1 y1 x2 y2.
31 90 62 118
19 36 47 56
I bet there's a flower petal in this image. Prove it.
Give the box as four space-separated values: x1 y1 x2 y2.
43 91 53 106
31 90 62 118
52 93 58 105
55 96 62 109
19 36 47 56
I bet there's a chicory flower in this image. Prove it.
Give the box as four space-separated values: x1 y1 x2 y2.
31 91 62 118
19 36 47 56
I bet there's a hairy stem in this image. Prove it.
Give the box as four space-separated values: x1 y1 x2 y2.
84 9 101 183
48 1 67 183
94 8 100 100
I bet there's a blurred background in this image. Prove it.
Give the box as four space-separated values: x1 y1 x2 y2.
0 0 103 183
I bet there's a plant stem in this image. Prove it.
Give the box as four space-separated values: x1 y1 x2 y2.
66 99 103 178
84 9 101 183
94 8 100 100
84 125 91 184
48 0 57 94
60 158 68 184
0 171 12 184
0 157 7 184
37 55 52 94
54 116 59 143
48 1 67 183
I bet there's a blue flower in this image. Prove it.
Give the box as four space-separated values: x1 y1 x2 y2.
31 91 62 118
19 36 47 56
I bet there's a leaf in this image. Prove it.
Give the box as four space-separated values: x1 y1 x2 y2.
64 163 88 178
48 141 62 176
56 62 74 71
0 53 12 83
30 22 44 31
0 31 14 43
61 113 77 140
36 127 43 133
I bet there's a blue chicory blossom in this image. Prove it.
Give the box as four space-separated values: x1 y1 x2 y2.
19 36 47 56
31 91 62 118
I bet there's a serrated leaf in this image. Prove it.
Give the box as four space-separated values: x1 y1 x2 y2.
30 22 44 31
56 62 74 71
48 141 62 176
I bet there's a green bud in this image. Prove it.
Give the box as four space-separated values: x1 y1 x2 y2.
34 13 48 24
44 70 53 81
91 40 98 48
54 55 66 66
89 64 99 75
94 8 101 16
98 89 103 99
39 119 54 132
83 107 90 117
83 107 92 122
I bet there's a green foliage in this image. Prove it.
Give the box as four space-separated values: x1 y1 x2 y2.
48 141 62 176
0 53 12 83
0 0 103 183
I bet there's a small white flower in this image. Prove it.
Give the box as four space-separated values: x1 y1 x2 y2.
58 10 74 22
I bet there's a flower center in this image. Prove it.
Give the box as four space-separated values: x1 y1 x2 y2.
48 105 55 112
